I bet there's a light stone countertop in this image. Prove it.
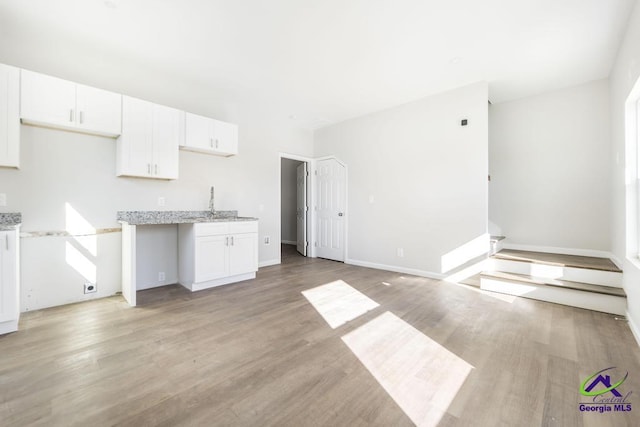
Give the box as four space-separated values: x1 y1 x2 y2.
117 210 258 225
0 213 21 230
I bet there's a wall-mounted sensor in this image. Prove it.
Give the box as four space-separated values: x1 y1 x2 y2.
461 119 468 126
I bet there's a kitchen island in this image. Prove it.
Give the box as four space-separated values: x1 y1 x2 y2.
118 211 258 306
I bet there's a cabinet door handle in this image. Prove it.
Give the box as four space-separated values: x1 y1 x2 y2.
147 164 151 174
215 139 219 149
79 111 83 124
155 164 158 174
70 109 74 122
231 236 234 246
210 137 214 148
225 237 229 246
5 235 8 250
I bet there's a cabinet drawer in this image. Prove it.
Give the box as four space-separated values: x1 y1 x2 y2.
194 222 229 237
229 221 258 234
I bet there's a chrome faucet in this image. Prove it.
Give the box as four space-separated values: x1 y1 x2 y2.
209 186 215 214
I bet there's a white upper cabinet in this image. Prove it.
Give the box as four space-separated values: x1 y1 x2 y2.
116 96 181 180
75 84 122 136
0 64 20 168
183 112 238 156
20 69 122 137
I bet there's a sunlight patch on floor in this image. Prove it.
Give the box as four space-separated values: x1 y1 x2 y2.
302 280 379 329
342 311 473 426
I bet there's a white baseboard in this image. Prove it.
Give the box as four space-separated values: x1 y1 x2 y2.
502 243 616 260
259 259 281 268
281 240 297 246
627 310 640 348
610 254 625 270
346 258 445 280
0 319 18 335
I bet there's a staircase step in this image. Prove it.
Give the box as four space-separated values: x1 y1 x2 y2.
492 249 621 273
479 271 626 315
490 250 622 287
480 271 626 297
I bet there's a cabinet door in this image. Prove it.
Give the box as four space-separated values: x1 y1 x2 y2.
0 231 17 323
20 70 76 128
212 119 238 155
76 84 122 136
185 112 213 150
117 96 153 177
195 235 229 282
0 64 19 168
151 104 180 180
229 233 257 276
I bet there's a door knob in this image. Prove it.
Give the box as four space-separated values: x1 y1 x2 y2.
338 212 344 217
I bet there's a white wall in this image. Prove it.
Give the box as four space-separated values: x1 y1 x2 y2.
314 82 489 276
610 0 640 340
489 79 611 252
0 75 313 311
280 158 301 244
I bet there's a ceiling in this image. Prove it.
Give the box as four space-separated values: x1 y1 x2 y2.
0 0 635 129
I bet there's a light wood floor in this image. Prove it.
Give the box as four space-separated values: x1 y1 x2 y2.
1 245 639 426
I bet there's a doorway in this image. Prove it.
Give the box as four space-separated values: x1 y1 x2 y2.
281 157 309 258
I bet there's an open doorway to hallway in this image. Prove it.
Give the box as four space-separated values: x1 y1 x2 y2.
280 157 309 259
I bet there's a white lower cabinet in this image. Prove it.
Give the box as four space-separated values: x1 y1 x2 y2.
0 229 19 335
179 221 258 291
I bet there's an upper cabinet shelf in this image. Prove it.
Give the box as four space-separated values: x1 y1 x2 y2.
182 112 238 157
20 70 122 137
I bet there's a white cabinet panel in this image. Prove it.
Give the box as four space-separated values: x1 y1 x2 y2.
183 112 238 156
178 221 258 291
185 112 212 150
229 233 257 276
195 235 229 282
76 84 122 136
117 96 153 177
213 119 238 155
152 104 180 180
20 69 122 137
0 230 19 333
0 64 20 168
21 70 76 128
117 96 179 180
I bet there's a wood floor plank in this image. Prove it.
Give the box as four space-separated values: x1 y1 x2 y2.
1 244 639 426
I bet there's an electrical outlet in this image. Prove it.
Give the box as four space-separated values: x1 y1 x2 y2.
84 282 97 294
397 248 404 258
264 236 270 245
0 193 6 207
158 272 165 281
158 197 165 207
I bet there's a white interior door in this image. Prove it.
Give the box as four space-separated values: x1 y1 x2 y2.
296 163 308 256
316 158 346 261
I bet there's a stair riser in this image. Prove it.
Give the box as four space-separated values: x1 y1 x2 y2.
489 240 504 256
489 259 622 288
480 278 626 316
